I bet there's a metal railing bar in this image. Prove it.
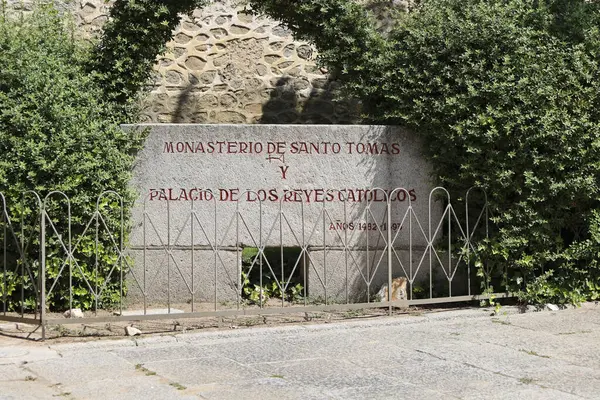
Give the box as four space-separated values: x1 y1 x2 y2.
0 315 42 324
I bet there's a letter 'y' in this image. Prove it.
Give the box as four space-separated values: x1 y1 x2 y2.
279 166 289 180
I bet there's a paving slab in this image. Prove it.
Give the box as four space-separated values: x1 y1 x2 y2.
112 343 217 364
462 385 584 400
501 309 600 334
190 377 329 400
193 337 318 365
433 319 600 367
251 357 402 391
65 375 200 400
0 364 32 382
328 383 452 400
0 303 598 399
26 350 138 384
403 336 600 395
143 356 265 386
0 344 60 365
0 381 65 400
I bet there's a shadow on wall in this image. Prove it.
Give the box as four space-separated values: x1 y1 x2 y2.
259 77 361 124
164 73 360 124
172 84 195 123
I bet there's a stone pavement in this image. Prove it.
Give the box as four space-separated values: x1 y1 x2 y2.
1 303 599 399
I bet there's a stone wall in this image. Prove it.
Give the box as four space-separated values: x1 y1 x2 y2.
141 1 359 124
5 1 418 124
6 0 366 124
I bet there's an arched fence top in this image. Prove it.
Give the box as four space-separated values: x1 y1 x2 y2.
96 190 124 210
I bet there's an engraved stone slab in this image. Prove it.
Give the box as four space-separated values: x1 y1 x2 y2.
125 124 443 302
126 124 441 249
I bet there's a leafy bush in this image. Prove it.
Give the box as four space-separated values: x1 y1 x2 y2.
249 0 600 304
0 4 144 310
4 0 600 308
88 0 207 108
241 247 304 304
0 0 214 312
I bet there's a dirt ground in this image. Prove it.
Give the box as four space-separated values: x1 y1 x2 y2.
0 300 453 343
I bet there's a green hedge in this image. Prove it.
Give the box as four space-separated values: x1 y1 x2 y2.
4 0 600 307
0 0 212 311
0 4 144 310
249 0 600 304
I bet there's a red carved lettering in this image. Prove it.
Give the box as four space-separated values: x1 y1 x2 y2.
279 165 289 179
178 188 189 201
219 189 235 201
346 142 354 154
227 142 237 154
314 189 324 203
409 189 417 201
147 187 416 203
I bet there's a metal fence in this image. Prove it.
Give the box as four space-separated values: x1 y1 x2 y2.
0 187 511 339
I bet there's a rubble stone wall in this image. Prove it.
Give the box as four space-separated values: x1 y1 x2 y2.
6 0 366 124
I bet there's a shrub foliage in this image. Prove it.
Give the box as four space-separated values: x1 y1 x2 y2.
3 0 600 307
89 0 208 108
248 0 600 303
0 0 212 311
0 4 146 310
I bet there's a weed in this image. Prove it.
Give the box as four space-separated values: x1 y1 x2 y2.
135 364 156 376
52 325 69 337
240 247 305 304
519 377 536 384
170 382 186 390
239 317 262 327
343 309 365 318
519 349 550 358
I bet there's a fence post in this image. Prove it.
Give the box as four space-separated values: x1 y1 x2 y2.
1 195 6 317
387 193 393 316
40 202 46 341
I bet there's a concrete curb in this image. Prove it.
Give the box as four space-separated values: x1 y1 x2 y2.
46 302 599 352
